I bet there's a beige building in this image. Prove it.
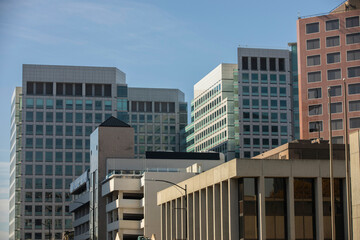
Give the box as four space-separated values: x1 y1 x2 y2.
350 129 360 239
158 144 349 240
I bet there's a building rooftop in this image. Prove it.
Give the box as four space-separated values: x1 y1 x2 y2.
99 116 131 128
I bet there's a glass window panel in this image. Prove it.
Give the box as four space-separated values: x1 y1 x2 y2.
306 22 319 34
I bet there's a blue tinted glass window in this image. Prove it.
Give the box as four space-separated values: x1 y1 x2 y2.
117 86 128 97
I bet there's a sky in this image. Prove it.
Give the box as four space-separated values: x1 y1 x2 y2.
0 0 342 238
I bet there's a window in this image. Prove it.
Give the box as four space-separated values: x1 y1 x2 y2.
306 22 319 33
331 119 343 130
346 32 360 44
26 99 34 108
251 86 259 96
242 57 248 70
308 88 321 99
349 83 360 94
326 36 340 47
329 85 342 96
46 112 53 122
65 113 73 123
261 74 268 83
36 112 43 122
309 104 322 116
330 102 342 113
262 126 269 135
270 58 276 71
328 69 341 80
271 113 278 123
117 86 128 97
346 16 359 28
281 126 288 136
251 74 259 83
279 87 286 97
332 136 344 144
279 75 286 84
270 74 277 84
307 55 320 66
279 58 285 71
260 57 267 70
242 86 249 95
261 99 268 109
348 66 360 78
26 111 33 122
252 99 259 109
55 112 63 122
270 87 277 96
56 100 63 109
326 19 339 31
251 57 258 70
347 49 360 61
242 73 249 82
350 100 360 112
36 99 43 109
350 117 360 128
271 100 278 109
307 39 320 50
327 52 340 64
261 87 268 96
262 112 269 122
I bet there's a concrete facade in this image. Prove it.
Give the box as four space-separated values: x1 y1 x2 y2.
350 129 360 239
158 157 349 240
238 47 294 158
9 64 187 240
297 2 360 141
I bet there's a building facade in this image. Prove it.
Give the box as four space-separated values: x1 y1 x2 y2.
71 116 224 240
297 0 360 141
186 63 239 160
238 47 294 158
158 148 349 240
9 64 187 240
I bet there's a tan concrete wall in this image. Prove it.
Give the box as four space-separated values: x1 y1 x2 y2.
350 130 360 239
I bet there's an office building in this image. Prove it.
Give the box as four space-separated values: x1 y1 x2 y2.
289 42 300 140
238 47 293 157
158 141 349 240
70 116 224 240
185 63 239 160
9 64 187 240
297 0 360 141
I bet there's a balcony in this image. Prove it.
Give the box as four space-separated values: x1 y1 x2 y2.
73 214 90 228
106 199 142 212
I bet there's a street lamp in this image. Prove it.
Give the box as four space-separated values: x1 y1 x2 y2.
72 201 94 240
146 179 187 240
328 87 336 239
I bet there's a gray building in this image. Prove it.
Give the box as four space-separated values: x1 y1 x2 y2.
9 64 187 240
238 47 294 158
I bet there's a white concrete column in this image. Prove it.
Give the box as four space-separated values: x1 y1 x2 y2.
287 177 295 240
228 178 239 240
315 177 324 240
200 189 206 240
207 186 214 240
213 184 221 239
258 176 266 240
221 181 229 240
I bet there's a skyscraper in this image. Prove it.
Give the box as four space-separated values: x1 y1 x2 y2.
297 0 360 141
9 64 187 240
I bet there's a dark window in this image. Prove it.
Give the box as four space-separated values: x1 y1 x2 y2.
330 102 342 113
346 16 359 28
131 101 137 112
270 58 276 71
146 102 152 112
309 104 322 115
94 84 102 96
327 52 340 64
307 55 320 66
74 84 82 96
117 86 127 97
308 88 322 99
85 84 92 96
349 83 360 94
329 85 342 96
331 119 343 130
346 32 360 44
56 83 63 95
332 136 344 144
161 102 167 113
326 19 339 31
265 178 287 239
27 82 34 95
279 58 285 71
307 39 320 50
326 36 340 47
306 22 319 34
350 100 360 112
350 117 360 128
322 179 345 240
35 83 44 95
308 71 321 82
239 178 258 240
251 57 258 70
155 102 160 112
104 84 111 97
347 49 360 61
138 102 145 112
260 58 267 70
348 66 360 78
328 69 341 80
65 84 72 96
169 102 175 113
45 83 53 95
294 178 316 240
309 121 323 132
242 57 248 70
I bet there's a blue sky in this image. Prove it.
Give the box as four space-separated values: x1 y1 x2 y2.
0 0 341 237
